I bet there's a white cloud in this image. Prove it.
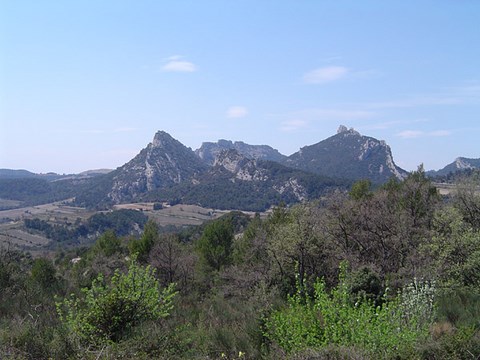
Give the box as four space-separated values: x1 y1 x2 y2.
285 108 375 121
445 83 480 100
303 66 349 84
280 119 308 132
364 121 405 130
320 55 344 63
80 129 105 134
365 82 480 110
396 129 451 139
226 106 248 118
308 108 374 120
162 56 197 72
396 130 424 139
166 55 183 61
367 96 461 109
362 119 429 130
114 127 137 133
429 130 451 137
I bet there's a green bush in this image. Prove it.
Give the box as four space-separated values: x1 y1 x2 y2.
418 325 480 359
30 257 57 291
92 229 121 257
264 262 436 357
196 218 234 272
129 220 158 262
57 259 177 346
436 287 480 328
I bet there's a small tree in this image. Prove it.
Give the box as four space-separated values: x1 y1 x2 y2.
93 230 121 257
454 174 480 230
196 218 234 272
31 257 57 291
129 219 158 262
57 259 176 345
349 179 373 200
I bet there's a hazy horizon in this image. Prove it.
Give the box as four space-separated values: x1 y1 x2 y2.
1 1 479 174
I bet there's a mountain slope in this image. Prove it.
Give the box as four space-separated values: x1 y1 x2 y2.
107 131 208 203
0 169 70 181
428 157 480 177
145 149 347 211
21 127 406 210
74 131 208 207
283 125 407 183
0 169 37 179
195 139 287 165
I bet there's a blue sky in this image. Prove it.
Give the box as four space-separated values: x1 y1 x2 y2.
1 1 479 174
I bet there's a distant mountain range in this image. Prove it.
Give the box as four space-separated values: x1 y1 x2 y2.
427 157 480 177
0 169 66 181
196 126 407 183
0 168 111 180
283 125 408 183
73 131 347 211
1 125 478 211
71 126 407 210
196 139 287 165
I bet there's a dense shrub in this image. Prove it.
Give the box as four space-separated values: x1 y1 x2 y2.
264 263 436 357
57 259 177 346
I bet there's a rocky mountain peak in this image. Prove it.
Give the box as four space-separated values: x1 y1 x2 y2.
152 131 177 148
196 139 286 165
217 139 234 147
212 149 270 182
284 126 407 183
213 149 252 174
428 157 480 177
337 125 360 136
75 127 412 209
106 130 207 203
455 157 475 170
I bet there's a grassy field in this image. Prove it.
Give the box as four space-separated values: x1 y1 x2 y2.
434 183 456 195
0 198 23 210
115 203 240 226
149 204 220 226
433 182 480 195
0 201 94 253
0 201 261 254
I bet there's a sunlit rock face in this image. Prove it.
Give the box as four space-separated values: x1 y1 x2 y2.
196 140 286 165
108 131 208 203
284 125 408 183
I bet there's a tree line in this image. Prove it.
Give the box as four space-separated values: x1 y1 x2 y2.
1 167 480 359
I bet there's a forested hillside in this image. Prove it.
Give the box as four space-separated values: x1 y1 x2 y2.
1 168 480 359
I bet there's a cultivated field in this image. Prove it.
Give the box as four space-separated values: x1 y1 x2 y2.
115 203 238 226
0 201 94 253
433 183 456 195
0 198 23 210
0 200 260 254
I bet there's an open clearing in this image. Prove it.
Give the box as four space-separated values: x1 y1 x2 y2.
0 198 23 210
149 204 224 226
0 201 94 253
115 203 257 226
433 182 480 196
114 203 263 227
0 201 261 253
0 201 94 222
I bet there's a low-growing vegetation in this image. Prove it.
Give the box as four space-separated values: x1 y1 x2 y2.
1 168 480 359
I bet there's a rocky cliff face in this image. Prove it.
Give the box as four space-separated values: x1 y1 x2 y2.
284 125 407 183
429 157 480 177
76 127 406 209
196 140 286 165
212 149 269 182
107 131 208 203
209 149 311 202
